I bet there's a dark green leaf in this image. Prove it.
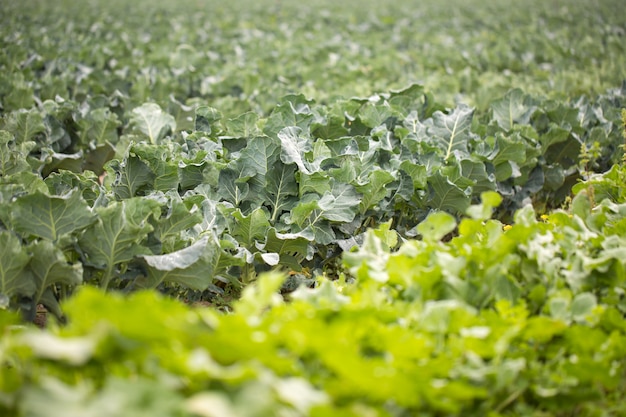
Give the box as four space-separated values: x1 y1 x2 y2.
195 106 222 135
78 198 160 288
428 172 471 214
28 240 82 313
11 191 96 241
0 231 33 298
107 154 155 199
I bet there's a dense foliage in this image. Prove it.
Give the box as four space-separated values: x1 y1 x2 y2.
1 0 626 415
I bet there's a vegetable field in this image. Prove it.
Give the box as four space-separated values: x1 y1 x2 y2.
1 0 626 415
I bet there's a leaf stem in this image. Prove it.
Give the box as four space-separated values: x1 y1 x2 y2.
100 265 114 291
495 388 525 413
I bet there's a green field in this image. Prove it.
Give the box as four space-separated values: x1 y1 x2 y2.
1 0 626 415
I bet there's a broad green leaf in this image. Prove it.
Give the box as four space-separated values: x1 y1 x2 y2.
129 103 176 144
44 170 102 206
83 143 116 176
11 191 96 241
355 170 395 214
261 228 312 267
41 150 84 176
154 193 203 242
417 211 457 242
460 159 496 194
571 292 597 323
400 160 428 189
217 168 250 207
107 154 155 199
0 231 33 298
131 144 180 192
428 172 471 214
425 105 474 160
490 89 536 131
228 207 270 249
311 109 349 140
265 162 298 222
358 102 394 128
238 136 281 179
492 133 527 166
77 107 121 145
4 108 46 144
224 111 260 137
0 130 34 176
538 124 570 149
317 183 360 223
137 236 218 290
289 195 320 227
278 126 315 174
299 222 335 246
263 95 314 138
28 240 83 316
195 106 222 134
298 171 331 197
79 198 160 289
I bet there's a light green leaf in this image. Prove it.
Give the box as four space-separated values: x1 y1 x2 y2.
358 102 394 128
234 271 286 317
261 227 312 268
228 207 270 249
0 130 34 175
417 211 457 242
426 105 474 159
491 89 536 131
5 108 46 144
466 191 503 220
137 236 218 290
224 111 260 137
492 133 527 165
289 195 320 227
263 95 314 138
317 183 360 223
130 103 176 144
78 107 121 145
571 292 597 323
298 171 331 197
278 126 315 174
130 144 179 192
